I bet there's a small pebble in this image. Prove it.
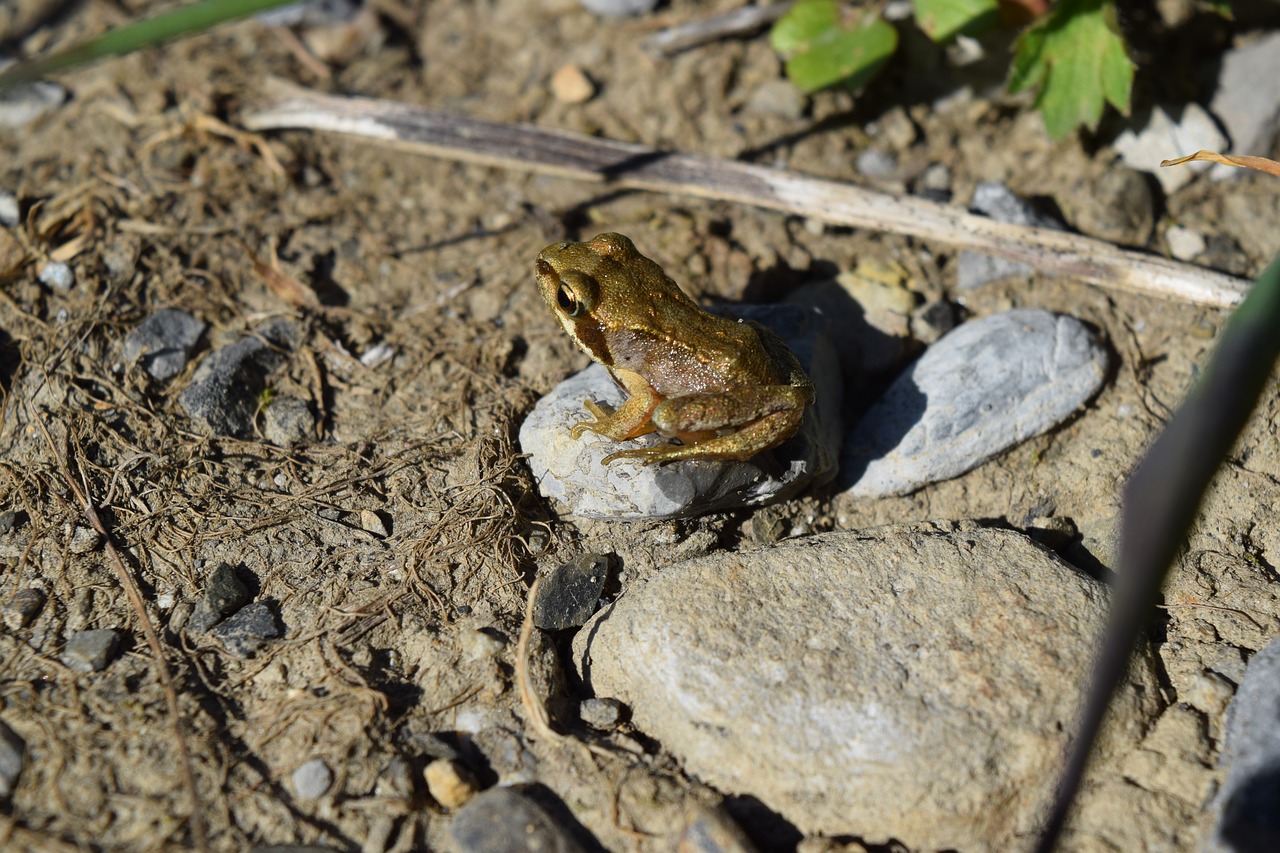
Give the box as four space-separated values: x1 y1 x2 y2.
68 525 101 554
292 758 333 800
1165 225 1207 262
0 190 18 227
579 0 657 17
123 308 207 382
460 628 506 661
550 65 596 104
3 588 46 631
0 718 23 799
210 602 280 658
0 80 68 128
532 553 610 630
359 509 389 537
855 148 898 179
579 697 624 730
359 341 395 368
0 509 15 535
38 261 74 293
1026 515 1078 551
451 785 589 853
424 758 479 810
909 300 957 344
62 629 122 673
262 395 315 447
915 162 952 202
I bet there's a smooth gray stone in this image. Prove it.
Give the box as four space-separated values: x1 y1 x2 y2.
0 190 17 228
572 524 1157 849
1207 636 1280 852
533 553 610 630
0 718 23 799
292 758 333 800
451 785 587 853
61 629 121 673
1209 31 1280 181
179 321 294 438
521 305 841 519
210 602 280 658
124 309 207 381
957 183 1067 289
842 309 1107 498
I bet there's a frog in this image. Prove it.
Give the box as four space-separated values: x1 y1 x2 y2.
535 232 815 465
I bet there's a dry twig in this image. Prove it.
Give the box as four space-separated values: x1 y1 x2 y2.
245 81 1251 308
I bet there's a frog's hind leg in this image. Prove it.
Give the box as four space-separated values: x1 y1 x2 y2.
602 406 805 465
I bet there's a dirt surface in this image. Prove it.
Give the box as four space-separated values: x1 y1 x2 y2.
2 1 1280 850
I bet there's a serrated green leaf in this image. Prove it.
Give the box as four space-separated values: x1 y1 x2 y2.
771 2 898 94
1009 0 1134 140
912 0 999 42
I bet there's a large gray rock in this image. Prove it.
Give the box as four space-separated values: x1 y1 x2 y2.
573 524 1157 850
842 309 1107 497
521 305 841 518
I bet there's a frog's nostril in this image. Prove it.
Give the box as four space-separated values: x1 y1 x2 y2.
536 258 554 277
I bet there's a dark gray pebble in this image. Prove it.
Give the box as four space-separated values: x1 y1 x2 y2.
3 588 45 631
123 309 207 381
210 602 281 658
179 321 295 438
188 563 250 634
533 554 610 631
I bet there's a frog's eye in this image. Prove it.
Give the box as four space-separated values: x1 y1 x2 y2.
557 284 585 317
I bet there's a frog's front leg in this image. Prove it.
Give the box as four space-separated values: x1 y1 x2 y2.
570 367 661 442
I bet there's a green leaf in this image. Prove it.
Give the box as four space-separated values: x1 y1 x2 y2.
912 0 999 43
771 1 898 94
1009 0 1134 140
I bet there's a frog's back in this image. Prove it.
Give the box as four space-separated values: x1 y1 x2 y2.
611 310 781 397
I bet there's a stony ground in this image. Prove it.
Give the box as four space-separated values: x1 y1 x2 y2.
1 1 1280 851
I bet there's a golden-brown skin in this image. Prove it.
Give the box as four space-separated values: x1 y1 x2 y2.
536 232 814 464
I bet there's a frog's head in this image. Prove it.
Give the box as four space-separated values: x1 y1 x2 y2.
535 232 646 362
